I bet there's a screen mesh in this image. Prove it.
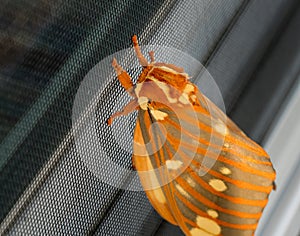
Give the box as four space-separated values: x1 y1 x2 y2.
2 0 289 235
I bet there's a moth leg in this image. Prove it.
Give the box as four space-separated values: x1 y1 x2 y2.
112 58 136 97
132 35 148 67
149 51 155 63
107 99 139 125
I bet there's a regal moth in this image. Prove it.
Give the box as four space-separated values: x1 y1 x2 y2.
107 35 276 236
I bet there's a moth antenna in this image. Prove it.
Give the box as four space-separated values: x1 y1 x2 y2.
149 51 155 63
132 35 148 66
112 58 123 76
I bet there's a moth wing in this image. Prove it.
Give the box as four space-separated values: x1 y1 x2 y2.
133 90 275 236
132 115 178 225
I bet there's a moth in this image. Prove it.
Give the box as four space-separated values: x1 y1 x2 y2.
108 35 276 236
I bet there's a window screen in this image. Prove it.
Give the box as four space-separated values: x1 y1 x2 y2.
1 0 299 235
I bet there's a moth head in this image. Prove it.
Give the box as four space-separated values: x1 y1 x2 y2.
134 66 197 112
137 63 189 89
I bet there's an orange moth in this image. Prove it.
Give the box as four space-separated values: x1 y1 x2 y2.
108 35 276 236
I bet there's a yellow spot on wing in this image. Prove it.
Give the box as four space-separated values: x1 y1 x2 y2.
150 109 168 120
207 209 219 219
186 176 196 188
184 83 195 94
190 94 197 102
214 121 228 135
175 184 190 199
208 179 227 192
190 228 214 236
219 166 231 175
166 160 183 170
223 142 230 148
196 216 221 235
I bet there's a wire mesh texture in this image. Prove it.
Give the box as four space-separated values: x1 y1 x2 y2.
0 0 299 235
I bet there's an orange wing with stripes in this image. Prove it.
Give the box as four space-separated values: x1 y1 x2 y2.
133 92 275 236
108 35 276 236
